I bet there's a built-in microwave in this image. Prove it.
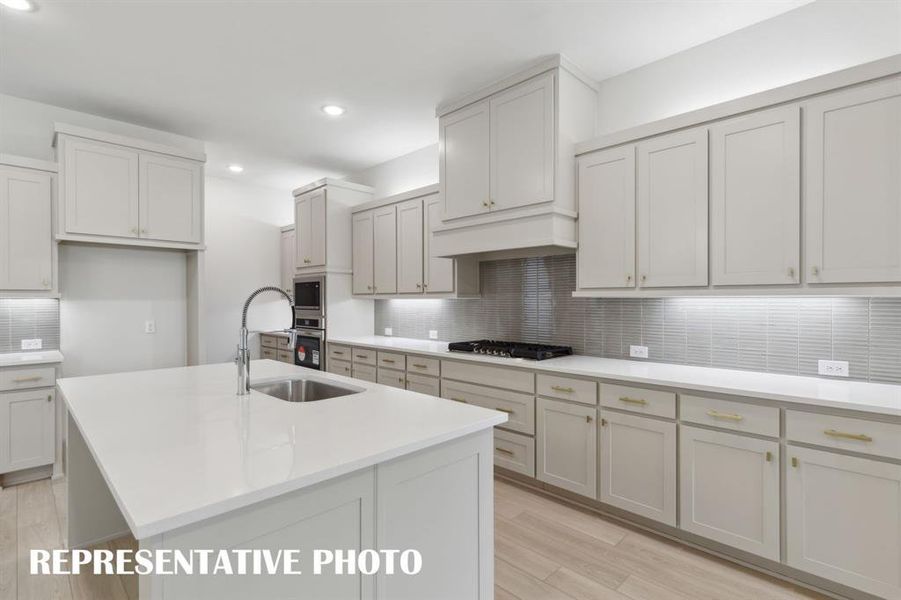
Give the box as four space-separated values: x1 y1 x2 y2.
294 275 325 314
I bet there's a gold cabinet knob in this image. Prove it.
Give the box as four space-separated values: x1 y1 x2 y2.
811 266 819 276
586 415 593 424
130 227 139 235
626 274 632 282
482 201 489 208
640 274 647 282
788 267 795 278
141 228 148 234
416 283 422 288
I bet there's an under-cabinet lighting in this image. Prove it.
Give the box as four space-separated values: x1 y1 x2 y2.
321 105 346 117
228 164 244 173
0 0 35 10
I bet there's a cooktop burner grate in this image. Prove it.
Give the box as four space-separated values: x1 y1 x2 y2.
448 340 573 361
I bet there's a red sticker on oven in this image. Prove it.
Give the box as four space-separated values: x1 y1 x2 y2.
298 346 306 362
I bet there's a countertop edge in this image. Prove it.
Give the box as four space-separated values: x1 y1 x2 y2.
0 350 65 367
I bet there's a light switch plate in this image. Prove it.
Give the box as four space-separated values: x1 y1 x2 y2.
145 320 156 334
630 345 649 359
384 327 393 336
818 359 849 377
21 338 42 350
428 330 438 340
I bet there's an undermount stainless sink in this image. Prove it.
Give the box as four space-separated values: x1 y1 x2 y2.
250 377 363 403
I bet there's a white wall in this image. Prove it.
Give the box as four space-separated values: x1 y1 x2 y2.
347 143 438 198
594 0 901 133
203 176 294 364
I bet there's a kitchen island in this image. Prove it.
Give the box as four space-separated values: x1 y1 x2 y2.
57 360 506 600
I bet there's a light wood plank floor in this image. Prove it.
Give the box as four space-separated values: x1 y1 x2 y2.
2 477 830 600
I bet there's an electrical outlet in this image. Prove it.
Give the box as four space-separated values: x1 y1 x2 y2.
818 359 849 377
428 330 438 340
20 338 42 350
630 345 649 359
145 320 156 334
384 327 393 336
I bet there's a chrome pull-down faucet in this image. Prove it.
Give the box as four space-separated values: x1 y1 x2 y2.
237 286 295 395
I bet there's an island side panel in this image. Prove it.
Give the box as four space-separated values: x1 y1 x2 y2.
376 428 494 600
67 412 130 548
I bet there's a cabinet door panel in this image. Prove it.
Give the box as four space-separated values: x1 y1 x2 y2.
352 212 373 294
373 205 397 294
280 229 295 294
63 137 139 238
0 389 55 474
599 410 675 525
441 100 490 220
490 72 555 211
396 198 423 294
787 446 901 599
806 78 901 283
680 426 780 559
711 105 800 285
577 146 636 289
309 190 326 267
537 397 597 499
424 194 454 293
0 166 52 290
295 195 312 268
139 153 202 243
637 128 708 287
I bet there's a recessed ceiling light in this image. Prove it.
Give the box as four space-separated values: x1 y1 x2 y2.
228 164 244 173
0 0 35 10
321 105 346 117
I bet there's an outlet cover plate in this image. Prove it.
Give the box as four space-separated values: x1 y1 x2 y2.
428 330 438 340
818 359 849 377
145 320 156 334
20 338 42 350
630 345 649 359
384 327 393 336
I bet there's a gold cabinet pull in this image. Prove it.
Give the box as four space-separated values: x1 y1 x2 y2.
416 283 422 289
551 385 575 393
600 418 607 426
13 376 42 383
412 363 428 369
619 396 647 405
355 354 367 359
791 457 799 468
811 266 819 276
765 451 773 462
398 377 405 383
482 201 489 208
707 409 744 421
586 415 593 424
381 358 396 364
47 394 52 402
451 397 468 403
824 429 873 442
787 267 795 278
495 407 514 414
495 447 514 456
333 350 344 355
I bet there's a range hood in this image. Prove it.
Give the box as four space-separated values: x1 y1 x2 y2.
430 204 577 260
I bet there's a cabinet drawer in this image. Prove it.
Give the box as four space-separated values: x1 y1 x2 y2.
786 410 901 460
0 366 56 391
261 347 278 360
537 374 597 405
406 373 440 396
494 429 535 477
600 383 675 419
327 359 352 377
276 335 291 349
406 356 440 378
352 347 377 366
277 350 294 364
681 395 779 437
441 360 534 394
353 364 377 383
260 334 278 349
328 344 352 362
377 367 407 389
442 379 534 435
377 351 406 370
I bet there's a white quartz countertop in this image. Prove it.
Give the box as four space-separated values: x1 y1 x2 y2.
329 336 901 417
58 360 506 539
0 350 64 367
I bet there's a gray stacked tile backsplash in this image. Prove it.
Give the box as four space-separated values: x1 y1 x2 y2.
0 299 60 353
374 255 901 384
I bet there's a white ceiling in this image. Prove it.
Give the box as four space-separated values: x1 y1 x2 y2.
0 0 810 190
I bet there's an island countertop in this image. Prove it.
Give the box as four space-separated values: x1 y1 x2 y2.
58 360 506 539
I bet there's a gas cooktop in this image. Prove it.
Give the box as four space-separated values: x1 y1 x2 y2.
448 340 574 361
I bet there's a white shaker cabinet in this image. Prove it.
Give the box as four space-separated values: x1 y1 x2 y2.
62 136 140 238
139 152 202 243
599 410 676 526
0 165 53 291
396 198 423 293
577 145 636 289
295 189 326 269
787 446 901 599
280 227 295 294
489 72 555 212
806 78 901 284
352 211 374 294
440 100 490 220
680 426 780 560
711 105 800 286
536 397 597 499
373 205 398 294
423 194 454 293
0 388 55 475
637 128 708 288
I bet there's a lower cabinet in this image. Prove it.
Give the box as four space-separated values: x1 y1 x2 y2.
599 410 676 525
536 397 597 498
680 425 780 559
327 359 352 377
786 446 901 599
405 373 439 396
0 388 55 474
377 368 406 390
352 363 377 383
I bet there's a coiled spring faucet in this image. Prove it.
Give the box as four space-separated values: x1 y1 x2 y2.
237 286 295 395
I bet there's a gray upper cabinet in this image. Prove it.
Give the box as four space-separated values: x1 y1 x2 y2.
0 165 53 291
440 100 490 220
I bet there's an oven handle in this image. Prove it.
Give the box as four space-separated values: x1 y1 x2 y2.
295 328 325 341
